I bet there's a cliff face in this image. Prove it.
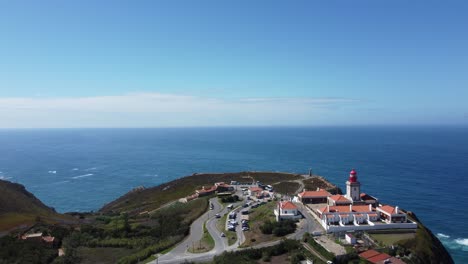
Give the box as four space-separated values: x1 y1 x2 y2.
399 212 454 264
0 180 56 215
0 179 64 232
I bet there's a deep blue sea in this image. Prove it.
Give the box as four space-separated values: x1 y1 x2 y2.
0 127 466 262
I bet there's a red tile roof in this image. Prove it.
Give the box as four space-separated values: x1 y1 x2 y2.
298 189 331 197
279 201 298 209
352 205 374 212
359 249 381 259
329 195 351 203
320 205 374 214
379 205 399 215
368 253 392 263
249 187 263 192
359 250 394 264
317 206 328 214
42 236 55 243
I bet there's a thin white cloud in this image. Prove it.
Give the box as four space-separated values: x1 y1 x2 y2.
0 93 358 128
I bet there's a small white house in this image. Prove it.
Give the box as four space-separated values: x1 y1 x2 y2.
345 233 357 245
274 201 301 221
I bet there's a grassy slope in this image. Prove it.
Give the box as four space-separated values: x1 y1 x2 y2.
272 181 300 195
0 180 73 231
100 172 302 214
303 176 342 194
242 201 277 247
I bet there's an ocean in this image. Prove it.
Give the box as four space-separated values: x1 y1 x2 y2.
0 127 466 262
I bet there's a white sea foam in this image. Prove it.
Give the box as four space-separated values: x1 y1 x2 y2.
84 167 97 171
48 170 57 174
72 173 94 179
439 235 468 252
0 176 12 180
52 180 70 185
72 168 79 171
455 238 468 247
437 233 450 239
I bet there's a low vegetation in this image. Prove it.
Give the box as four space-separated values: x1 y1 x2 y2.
303 176 342 194
100 172 301 214
220 195 240 203
0 180 75 232
212 239 307 264
241 201 280 247
260 219 297 237
271 181 301 195
396 213 454 264
52 198 209 264
369 232 415 246
0 236 58 264
303 233 336 261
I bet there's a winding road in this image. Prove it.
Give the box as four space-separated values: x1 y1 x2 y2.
152 190 320 263
154 197 241 264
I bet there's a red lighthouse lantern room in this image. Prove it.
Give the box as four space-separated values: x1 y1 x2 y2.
349 169 357 182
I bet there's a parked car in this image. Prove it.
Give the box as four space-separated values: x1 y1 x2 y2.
228 212 236 219
241 219 249 224
227 204 233 209
221 233 225 237
242 227 250 231
215 213 221 218
241 210 249 215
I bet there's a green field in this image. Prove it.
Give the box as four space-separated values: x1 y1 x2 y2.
370 232 415 246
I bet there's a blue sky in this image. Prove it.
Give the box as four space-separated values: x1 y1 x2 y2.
0 1 467 127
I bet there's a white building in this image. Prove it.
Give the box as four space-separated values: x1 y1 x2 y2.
274 201 302 221
310 169 417 233
377 205 408 223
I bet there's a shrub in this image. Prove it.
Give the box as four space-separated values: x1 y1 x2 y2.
260 219 296 236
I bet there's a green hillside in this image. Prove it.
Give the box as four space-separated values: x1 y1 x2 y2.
0 179 71 232
100 171 302 214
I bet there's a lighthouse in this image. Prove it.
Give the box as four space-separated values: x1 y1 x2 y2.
345 169 361 202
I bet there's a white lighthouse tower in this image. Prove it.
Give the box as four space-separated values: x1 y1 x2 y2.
345 169 361 202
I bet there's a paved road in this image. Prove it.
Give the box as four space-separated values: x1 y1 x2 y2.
154 197 224 264
153 195 320 263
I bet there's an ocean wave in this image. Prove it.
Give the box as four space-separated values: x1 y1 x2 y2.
438 235 468 251
72 173 94 179
437 233 450 238
52 180 70 185
72 168 79 171
0 176 12 180
84 167 97 171
455 238 468 247
48 170 57 174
